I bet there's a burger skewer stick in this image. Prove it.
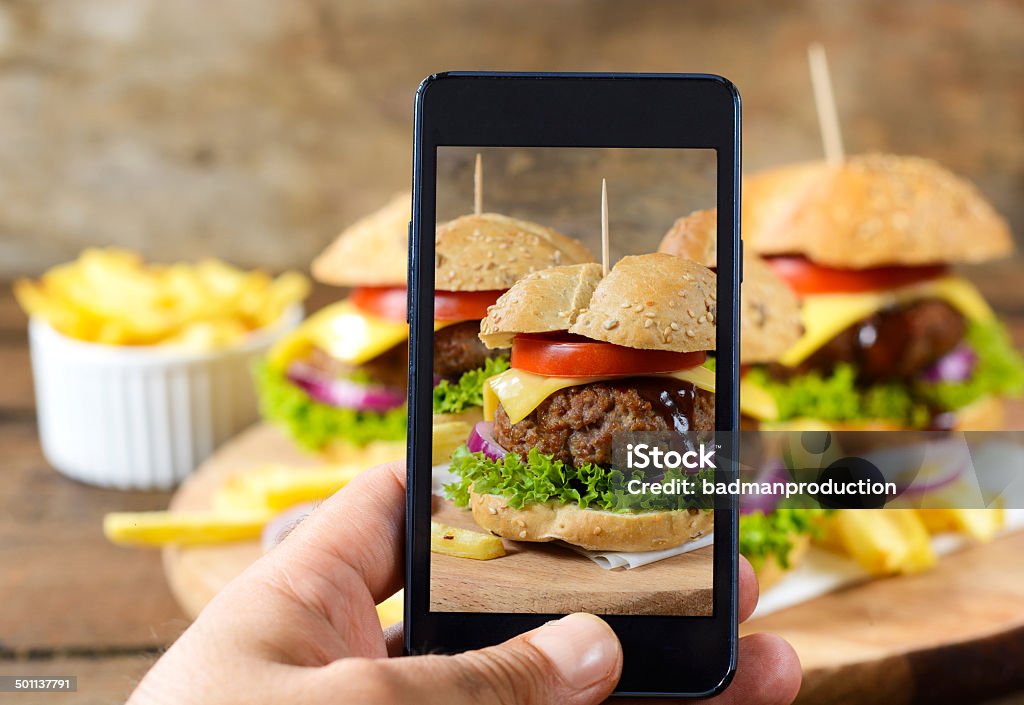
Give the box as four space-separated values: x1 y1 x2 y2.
807 42 845 165
473 152 483 216
600 179 610 272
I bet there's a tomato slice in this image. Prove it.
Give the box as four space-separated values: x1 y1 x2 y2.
352 287 504 323
433 289 504 322
765 256 947 295
351 286 408 322
512 333 707 377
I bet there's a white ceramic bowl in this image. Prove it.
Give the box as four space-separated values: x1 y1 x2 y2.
28 306 303 490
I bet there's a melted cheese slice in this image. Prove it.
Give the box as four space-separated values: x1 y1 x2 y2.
268 299 459 369
780 276 994 368
738 378 779 422
483 365 717 425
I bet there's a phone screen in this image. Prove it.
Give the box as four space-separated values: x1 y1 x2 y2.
427 146 721 618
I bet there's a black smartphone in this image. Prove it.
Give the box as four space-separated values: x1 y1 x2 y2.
406 72 741 698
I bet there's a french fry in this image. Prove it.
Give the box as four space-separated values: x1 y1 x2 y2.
830 509 935 575
431 521 505 560
103 510 272 547
15 248 309 348
917 508 1005 542
376 590 404 628
432 421 472 464
885 509 936 573
214 464 364 513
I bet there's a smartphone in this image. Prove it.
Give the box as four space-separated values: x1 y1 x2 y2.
406 72 741 698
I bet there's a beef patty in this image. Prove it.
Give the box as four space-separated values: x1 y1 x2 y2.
493 378 715 468
791 298 966 385
434 320 499 379
305 343 409 389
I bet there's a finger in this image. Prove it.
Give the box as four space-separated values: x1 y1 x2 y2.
276 460 407 603
701 632 801 705
615 632 800 705
738 555 759 623
384 621 404 657
317 613 622 705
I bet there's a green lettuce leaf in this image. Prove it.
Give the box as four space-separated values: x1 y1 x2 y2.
915 320 1024 411
739 507 829 570
444 445 714 513
749 319 1024 424
746 365 929 427
254 361 407 450
432 355 510 415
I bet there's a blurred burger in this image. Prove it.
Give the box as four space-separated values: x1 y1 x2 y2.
661 209 814 587
740 154 1024 432
660 208 802 425
430 212 593 427
445 254 717 552
259 195 592 459
258 193 412 460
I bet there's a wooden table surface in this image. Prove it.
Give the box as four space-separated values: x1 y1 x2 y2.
2 274 1024 705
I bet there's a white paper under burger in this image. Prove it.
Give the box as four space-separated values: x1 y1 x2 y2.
29 306 302 490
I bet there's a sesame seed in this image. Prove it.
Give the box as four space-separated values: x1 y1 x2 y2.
644 311 656 318
488 506 497 515
686 328 695 337
698 315 706 324
593 526 602 535
670 322 679 330
636 304 645 312
687 308 695 317
602 319 619 330
643 319 653 328
519 530 528 538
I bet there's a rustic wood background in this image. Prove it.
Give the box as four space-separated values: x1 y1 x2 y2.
437 147 717 261
0 0 1021 276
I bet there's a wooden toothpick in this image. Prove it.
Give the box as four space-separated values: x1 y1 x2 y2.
474 153 483 215
807 42 845 165
601 178 610 277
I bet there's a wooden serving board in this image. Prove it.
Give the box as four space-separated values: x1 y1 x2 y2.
429 498 713 615
164 423 1024 704
162 424 321 617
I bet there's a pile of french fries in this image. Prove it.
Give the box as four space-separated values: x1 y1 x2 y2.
16 248 309 349
816 508 1005 576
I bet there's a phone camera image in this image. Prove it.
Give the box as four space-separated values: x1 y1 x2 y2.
427 146 721 617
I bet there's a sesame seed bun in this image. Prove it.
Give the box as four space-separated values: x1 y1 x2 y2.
469 489 714 552
743 154 1013 268
659 209 803 364
481 253 717 353
479 263 603 348
572 253 717 353
434 213 593 292
311 192 410 287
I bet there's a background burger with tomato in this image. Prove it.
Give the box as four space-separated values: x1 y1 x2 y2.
259 195 592 459
660 209 821 587
444 253 717 552
659 208 802 425
742 154 1020 431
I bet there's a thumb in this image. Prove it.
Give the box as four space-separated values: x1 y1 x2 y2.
321 613 622 705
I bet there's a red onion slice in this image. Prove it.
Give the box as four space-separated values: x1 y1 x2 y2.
740 462 789 515
922 345 977 384
287 361 405 412
467 421 508 461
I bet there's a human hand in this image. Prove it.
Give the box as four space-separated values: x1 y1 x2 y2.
129 462 801 705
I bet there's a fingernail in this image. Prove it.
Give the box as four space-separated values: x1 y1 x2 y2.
527 613 620 689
